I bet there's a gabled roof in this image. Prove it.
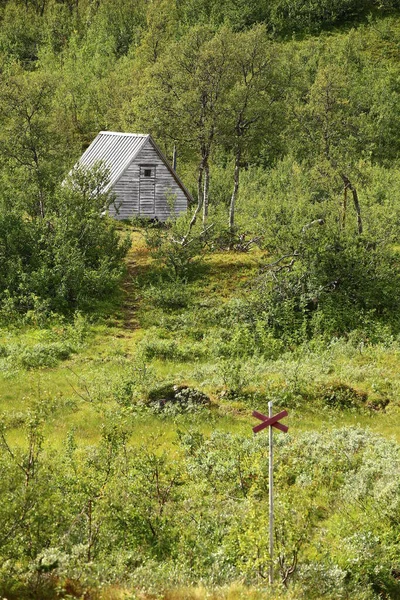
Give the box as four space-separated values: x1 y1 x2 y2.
77 131 193 201
78 131 148 192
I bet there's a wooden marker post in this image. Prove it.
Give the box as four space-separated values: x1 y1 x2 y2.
268 401 274 585
252 402 289 585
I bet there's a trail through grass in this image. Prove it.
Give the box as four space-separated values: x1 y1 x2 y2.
1 226 399 450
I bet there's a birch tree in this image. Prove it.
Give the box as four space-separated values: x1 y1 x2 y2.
286 52 372 235
129 25 233 227
220 25 280 240
0 67 66 219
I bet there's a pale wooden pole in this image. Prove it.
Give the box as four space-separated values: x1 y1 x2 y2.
269 400 274 585
252 404 288 586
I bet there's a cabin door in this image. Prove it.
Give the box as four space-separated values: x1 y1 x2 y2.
139 165 156 216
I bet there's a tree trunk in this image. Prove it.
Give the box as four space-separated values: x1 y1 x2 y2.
172 144 177 171
203 162 210 225
38 193 45 220
229 146 241 247
341 174 362 235
87 499 92 562
342 184 347 230
179 149 211 245
31 145 45 219
186 155 206 234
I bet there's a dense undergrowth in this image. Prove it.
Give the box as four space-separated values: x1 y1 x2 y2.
1 423 399 600
1 231 400 599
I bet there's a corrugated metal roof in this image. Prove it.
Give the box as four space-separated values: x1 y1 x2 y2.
76 130 193 202
78 131 149 192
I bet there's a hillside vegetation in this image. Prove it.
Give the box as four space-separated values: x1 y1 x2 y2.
1 0 400 598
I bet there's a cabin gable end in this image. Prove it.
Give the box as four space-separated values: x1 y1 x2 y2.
109 137 189 221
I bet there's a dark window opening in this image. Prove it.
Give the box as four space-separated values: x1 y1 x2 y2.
144 169 152 177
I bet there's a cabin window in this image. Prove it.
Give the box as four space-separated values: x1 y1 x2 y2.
144 169 152 177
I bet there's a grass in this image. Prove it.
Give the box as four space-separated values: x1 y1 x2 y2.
1 226 399 448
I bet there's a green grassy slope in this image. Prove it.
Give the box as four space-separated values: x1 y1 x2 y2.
1 227 399 445
1 227 400 600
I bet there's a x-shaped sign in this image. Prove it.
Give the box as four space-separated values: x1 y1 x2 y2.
252 409 289 434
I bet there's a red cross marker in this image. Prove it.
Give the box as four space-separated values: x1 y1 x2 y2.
252 409 289 434
251 402 289 586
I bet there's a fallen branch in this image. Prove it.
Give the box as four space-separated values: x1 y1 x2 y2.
172 223 214 247
232 234 262 252
66 366 93 403
260 252 299 273
302 218 325 232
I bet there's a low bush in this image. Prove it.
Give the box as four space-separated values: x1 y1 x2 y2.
318 382 368 410
217 359 249 396
144 214 207 282
0 417 399 598
0 165 130 318
17 341 75 368
251 228 400 341
143 281 193 311
0 314 90 371
140 335 205 362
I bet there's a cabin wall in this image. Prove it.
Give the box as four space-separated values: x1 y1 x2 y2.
108 159 139 219
109 139 188 221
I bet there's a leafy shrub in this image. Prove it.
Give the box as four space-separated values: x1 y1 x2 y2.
0 314 89 372
217 359 249 396
318 382 368 410
0 165 130 317
141 337 177 360
17 341 75 369
297 563 351 599
0 420 399 597
140 335 205 362
110 375 138 407
144 214 206 282
252 227 400 340
209 321 286 360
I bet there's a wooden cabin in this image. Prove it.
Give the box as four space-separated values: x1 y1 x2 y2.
77 131 191 221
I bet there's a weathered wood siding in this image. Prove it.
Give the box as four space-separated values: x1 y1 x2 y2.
139 165 156 217
109 139 188 221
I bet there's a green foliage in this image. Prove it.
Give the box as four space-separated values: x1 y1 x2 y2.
87 0 147 58
143 280 193 310
251 225 400 339
0 2 42 64
2 2 400 598
177 0 399 34
140 331 205 362
269 0 395 35
1 310 400 599
144 215 206 282
0 164 130 317
0 313 89 371
218 358 249 395
318 381 368 409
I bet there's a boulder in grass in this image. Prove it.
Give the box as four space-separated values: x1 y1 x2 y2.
147 383 177 406
147 383 210 410
173 385 210 407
